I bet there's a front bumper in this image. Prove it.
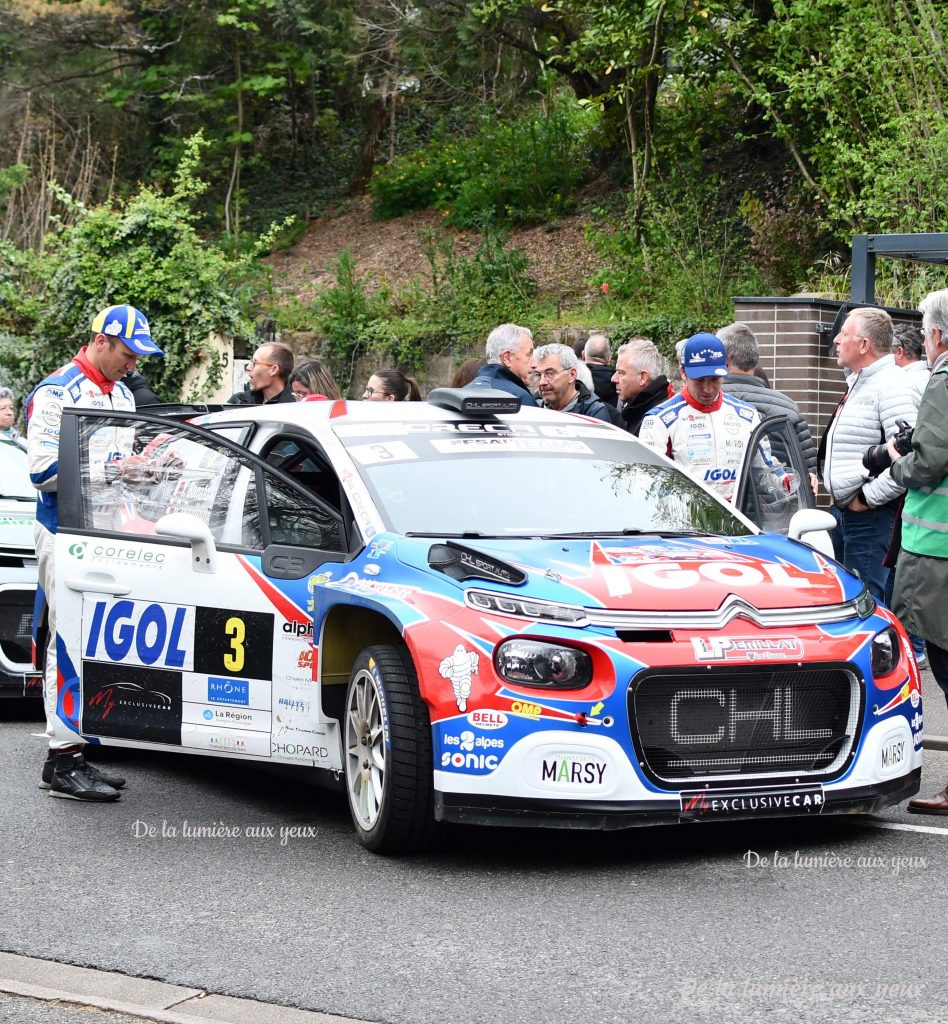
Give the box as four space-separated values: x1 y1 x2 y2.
435 768 921 829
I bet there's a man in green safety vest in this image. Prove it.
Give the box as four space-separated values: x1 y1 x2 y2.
887 288 948 814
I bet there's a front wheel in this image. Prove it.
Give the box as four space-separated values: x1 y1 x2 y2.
344 644 435 853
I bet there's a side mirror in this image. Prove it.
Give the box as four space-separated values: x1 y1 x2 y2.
787 508 836 559
155 513 218 574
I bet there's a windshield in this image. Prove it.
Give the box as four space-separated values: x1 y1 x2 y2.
0 439 34 500
335 420 750 539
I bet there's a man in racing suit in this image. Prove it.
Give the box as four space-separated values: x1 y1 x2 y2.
26 304 164 801
639 333 760 503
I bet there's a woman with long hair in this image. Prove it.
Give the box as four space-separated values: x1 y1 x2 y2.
362 369 422 401
289 360 343 401
450 358 486 388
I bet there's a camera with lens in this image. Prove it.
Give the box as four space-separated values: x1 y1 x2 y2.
862 420 914 476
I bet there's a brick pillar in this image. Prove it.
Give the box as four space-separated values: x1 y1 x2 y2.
732 297 846 449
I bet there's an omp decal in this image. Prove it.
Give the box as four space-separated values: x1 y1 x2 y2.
497 690 582 723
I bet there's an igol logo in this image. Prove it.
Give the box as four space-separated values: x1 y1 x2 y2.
69 542 87 559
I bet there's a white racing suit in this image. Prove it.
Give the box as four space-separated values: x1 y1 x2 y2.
639 390 761 503
26 355 136 748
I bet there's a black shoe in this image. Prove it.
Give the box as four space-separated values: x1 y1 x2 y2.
40 750 126 791
46 752 121 802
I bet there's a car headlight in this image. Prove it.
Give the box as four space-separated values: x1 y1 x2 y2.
467 590 587 624
870 627 899 677
494 639 592 689
853 586 876 620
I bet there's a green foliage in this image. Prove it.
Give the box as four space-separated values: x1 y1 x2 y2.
262 227 542 386
419 226 539 327
0 163 28 213
370 97 599 227
719 0 948 235
309 251 394 385
589 177 765 325
739 185 831 294
0 137 258 402
609 317 709 363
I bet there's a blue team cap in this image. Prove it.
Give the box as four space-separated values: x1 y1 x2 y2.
91 305 164 357
682 333 727 379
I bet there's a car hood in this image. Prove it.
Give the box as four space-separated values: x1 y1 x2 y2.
0 498 36 552
398 533 854 613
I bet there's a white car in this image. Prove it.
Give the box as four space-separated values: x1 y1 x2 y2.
38 394 919 851
0 437 41 698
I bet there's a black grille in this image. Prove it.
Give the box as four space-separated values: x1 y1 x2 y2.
630 666 858 784
0 589 34 664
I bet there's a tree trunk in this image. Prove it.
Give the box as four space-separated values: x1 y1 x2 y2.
350 94 387 196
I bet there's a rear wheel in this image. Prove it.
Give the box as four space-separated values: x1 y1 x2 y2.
344 644 435 853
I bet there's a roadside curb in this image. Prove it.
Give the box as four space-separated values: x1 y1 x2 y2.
924 735 948 752
0 952 368 1024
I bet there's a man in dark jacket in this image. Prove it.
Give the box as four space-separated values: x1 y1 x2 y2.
467 323 538 406
612 339 672 436
534 344 616 423
227 342 295 405
583 333 619 408
124 370 162 406
718 322 817 477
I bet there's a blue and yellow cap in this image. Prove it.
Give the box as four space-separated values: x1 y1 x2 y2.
91 305 164 357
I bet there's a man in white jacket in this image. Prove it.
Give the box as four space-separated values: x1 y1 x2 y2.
892 323 930 402
819 307 917 600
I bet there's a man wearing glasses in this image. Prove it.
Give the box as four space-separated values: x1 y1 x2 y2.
227 342 295 405
533 343 616 423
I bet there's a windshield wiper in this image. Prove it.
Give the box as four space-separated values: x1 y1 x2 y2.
546 529 713 539
404 530 505 539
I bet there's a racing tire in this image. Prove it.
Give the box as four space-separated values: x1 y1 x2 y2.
344 644 435 854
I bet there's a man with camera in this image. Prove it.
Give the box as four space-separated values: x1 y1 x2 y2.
881 289 948 813
819 307 916 601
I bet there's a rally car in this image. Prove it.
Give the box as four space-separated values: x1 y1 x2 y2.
43 391 921 851
0 437 41 698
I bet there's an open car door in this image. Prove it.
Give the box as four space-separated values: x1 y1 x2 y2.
734 414 817 534
50 407 351 768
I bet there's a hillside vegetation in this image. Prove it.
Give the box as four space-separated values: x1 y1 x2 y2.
2 1 947 397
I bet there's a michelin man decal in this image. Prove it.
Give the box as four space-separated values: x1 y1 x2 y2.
439 644 479 712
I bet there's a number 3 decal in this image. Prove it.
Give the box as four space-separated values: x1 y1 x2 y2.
224 616 245 672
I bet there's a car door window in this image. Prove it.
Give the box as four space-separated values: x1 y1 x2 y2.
260 436 345 551
737 416 812 533
77 417 263 549
263 436 342 511
263 472 344 551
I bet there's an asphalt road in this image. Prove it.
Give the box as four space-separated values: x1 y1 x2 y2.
1 680 946 1024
